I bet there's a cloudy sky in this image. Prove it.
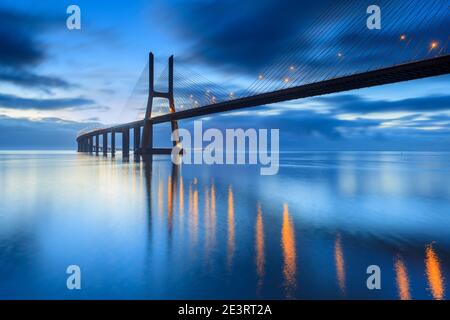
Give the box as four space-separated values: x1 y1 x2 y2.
0 0 449 150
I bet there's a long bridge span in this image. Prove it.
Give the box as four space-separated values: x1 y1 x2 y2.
76 54 450 157
76 0 450 158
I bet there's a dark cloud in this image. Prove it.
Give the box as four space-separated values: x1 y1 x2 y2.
0 68 72 91
317 94 450 113
0 8 54 67
155 0 448 83
0 93 101 111
0 7 75 91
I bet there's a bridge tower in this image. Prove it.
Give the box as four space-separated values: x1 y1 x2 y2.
141 52 180 155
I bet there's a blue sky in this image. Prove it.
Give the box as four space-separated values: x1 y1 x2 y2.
0 0 449 150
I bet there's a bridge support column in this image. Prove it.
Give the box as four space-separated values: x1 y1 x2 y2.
134 126 141 155
95 135 99 155
141 120 153 156
88 137 93 153
103 133 108 156
141 52 180 156
111 131 116 157
122 128 130 158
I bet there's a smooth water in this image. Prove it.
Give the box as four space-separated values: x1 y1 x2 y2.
0 151 448 299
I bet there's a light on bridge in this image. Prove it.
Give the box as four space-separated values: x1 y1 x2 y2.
430 41 439 50
289 66 295 71
400 34 406 41
283 77 290 83
337 52 343 58
258 74 264 80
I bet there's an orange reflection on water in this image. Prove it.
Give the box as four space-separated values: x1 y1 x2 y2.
394 255 411 300
334 234 346 295
281 203 296 299
256 204 265 295
189 180 199 246
179 177 184 216
210 184 216 249
425 244 445 300
167 175 173 230
157 178 163 216
227 185 235 270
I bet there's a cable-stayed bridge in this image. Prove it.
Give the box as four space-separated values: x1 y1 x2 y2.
76 0 450 157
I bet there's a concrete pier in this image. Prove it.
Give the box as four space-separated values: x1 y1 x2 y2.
89 137 93 153
134 126 141 155
122 128 130 158
103 133 108 156
111 131 116 156
95 135 99 155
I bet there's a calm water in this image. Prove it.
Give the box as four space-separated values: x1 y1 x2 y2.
0 151 449 299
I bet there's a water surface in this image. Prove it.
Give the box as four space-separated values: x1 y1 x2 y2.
0 151 448 299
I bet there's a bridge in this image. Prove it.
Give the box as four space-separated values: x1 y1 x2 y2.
76 0 450 158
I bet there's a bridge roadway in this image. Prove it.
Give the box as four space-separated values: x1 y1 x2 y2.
77 54 450 157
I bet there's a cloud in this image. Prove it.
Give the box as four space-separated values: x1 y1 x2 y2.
317 94 450 113
155 0 448 83
0 93 102 111
0 8 55 67
0 7 75 91
0 115 100 149
0 68 72 91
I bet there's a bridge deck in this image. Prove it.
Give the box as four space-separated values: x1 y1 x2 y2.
77 55 450 141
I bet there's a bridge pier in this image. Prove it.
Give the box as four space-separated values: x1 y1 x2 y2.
95 135 99 155
134 126 141 155
88 137 93 153
141 52 180 157
122 128 130 158
103 133 108 156
111 131 116 157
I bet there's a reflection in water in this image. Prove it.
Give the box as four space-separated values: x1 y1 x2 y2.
281 203 296 299
255 204 265 296
204 188 211 259
158 177 163 216
210 184 217 252
2 151 450 299
167 175 173 231
425 244 445 300
179 177 184 216
334 234 346 295
188 179 199 247
394 255 411 300
227 186 235 270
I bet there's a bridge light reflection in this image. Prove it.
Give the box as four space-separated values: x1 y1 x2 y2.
394 255 411 300
256 203 265 296
425 244 445 300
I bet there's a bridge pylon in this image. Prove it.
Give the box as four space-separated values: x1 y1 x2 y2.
141 52 180 155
